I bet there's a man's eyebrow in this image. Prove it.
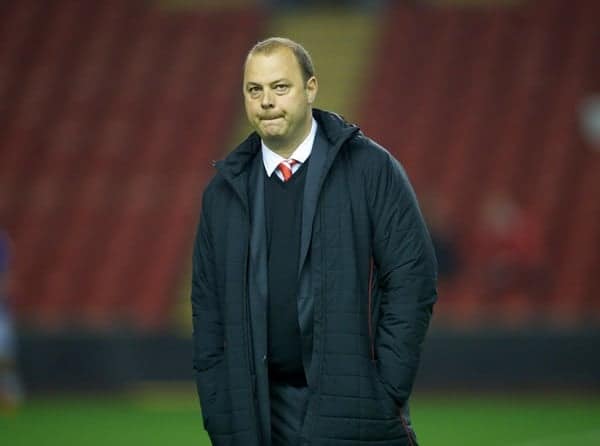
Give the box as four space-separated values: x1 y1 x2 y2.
245 79 290 87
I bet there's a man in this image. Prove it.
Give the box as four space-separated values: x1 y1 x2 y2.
0 229 23 412
192 37 437 446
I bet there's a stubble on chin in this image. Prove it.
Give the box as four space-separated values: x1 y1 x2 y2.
260 118 286 135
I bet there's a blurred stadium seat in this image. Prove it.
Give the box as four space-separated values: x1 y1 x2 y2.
0 0 262 329
359 0 600 327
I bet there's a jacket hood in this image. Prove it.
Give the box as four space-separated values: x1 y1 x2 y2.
215 108 360 178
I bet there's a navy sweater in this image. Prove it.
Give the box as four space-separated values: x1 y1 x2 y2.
264 161 308 384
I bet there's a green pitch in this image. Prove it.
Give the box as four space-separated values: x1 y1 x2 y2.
1 392 599 445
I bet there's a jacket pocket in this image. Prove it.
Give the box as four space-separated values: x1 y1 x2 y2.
197 360 224 431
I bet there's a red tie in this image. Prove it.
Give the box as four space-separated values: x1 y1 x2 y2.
277 159 297 182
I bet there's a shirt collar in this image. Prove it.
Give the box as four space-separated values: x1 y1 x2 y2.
261 118 317 177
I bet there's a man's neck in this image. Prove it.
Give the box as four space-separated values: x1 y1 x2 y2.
265 115 313 159
268 144 299 160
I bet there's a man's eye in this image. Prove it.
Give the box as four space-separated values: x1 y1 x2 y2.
248 86 261 95
274 84 289 92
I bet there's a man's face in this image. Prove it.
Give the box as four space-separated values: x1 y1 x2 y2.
243 47 317 152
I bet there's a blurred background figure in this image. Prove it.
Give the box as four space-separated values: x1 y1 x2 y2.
0 229 23 413
470 191 546 323
580 94 600 152
421 190 462 303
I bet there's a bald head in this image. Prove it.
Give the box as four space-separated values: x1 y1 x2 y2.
245 37 315 83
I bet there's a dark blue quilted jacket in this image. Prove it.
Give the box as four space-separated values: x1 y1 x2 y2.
192 109 438 446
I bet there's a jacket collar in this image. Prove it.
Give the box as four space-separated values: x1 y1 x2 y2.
313 108 359 149
216 109 358 177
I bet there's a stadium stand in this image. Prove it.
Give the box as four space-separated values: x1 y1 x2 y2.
0 0 262 329
360 0 600 326
0 0 598 331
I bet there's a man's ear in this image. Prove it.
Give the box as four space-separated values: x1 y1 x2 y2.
306 76 318 104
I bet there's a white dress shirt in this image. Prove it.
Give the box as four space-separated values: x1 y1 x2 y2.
261 118 317 181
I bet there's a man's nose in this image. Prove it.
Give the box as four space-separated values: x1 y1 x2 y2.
261 89 274 109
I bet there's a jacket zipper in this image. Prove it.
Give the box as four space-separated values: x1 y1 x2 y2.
218 169 261 444
242 234 262 445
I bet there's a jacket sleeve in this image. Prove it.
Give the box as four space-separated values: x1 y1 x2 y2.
191 189 224 428
366 148 438 405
